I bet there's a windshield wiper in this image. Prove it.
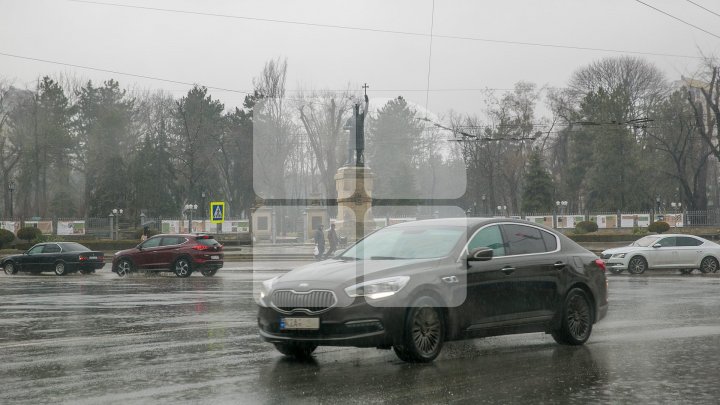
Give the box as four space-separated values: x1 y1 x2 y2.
370 256 406 260
338 256 362 261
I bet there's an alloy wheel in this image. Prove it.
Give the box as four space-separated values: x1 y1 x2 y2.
566 293 591 341
117 260 131 277
410 306 442 357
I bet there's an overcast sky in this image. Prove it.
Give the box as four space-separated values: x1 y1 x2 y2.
2 0 719 117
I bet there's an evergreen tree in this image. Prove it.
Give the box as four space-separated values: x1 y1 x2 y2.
521 150 554 213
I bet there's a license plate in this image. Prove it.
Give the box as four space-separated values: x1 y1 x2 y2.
280 317 319 330
211 255 220 260
89 256 97 260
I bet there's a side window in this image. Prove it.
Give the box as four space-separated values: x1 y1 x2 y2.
27 245 45 255
142 237 162 248
678 237 702 247
43 244 61 254
541 230 558 251
160 236 182 246
501 224 547 255
657 237 677 247
467 225 505 257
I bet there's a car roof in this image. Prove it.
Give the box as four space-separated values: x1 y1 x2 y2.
391 217 545 229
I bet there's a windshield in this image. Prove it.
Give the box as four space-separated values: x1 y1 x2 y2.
340 226 465 260
631 236 661 247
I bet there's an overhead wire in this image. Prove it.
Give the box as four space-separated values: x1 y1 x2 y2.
67 0 703 60
685 0 720 20
634 0 720 39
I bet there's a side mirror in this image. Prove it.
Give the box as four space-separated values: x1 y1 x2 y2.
467 247 493 262
652 243 662 248
136 245 143 251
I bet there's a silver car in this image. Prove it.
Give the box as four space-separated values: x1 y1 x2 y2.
601 234 720 275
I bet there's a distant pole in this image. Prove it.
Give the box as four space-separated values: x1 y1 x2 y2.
8 181 15 218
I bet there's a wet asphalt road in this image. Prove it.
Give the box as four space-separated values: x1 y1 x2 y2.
2 266 720 404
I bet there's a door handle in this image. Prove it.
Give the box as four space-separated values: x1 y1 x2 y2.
554 262 566 269
500 266 515 275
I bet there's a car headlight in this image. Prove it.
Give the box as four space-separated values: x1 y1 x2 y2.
258 276 279 306
345 276 410 300
611 253 627 258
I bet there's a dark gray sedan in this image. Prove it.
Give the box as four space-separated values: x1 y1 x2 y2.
257 218 608 363
2 242 105 276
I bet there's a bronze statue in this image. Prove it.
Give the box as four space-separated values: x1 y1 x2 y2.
346 86 370 166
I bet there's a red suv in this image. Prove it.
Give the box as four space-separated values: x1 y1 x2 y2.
112 234 223 278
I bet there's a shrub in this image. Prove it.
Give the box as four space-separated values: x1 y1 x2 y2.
648 221 670 234
16 227 42 242
0 229 15 248
575 221 598 234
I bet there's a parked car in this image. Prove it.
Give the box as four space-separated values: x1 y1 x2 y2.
2 242 105 276
256 218 608 363
112 233 223 278
601 234 720 275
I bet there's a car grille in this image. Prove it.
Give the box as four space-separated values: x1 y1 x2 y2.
600 253 611 260
271 290 337 315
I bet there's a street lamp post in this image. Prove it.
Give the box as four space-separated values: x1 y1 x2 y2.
8 181 15 218
112 208 123 240
555 200 568 228
481 194 486 216
184 204 198 233
201 191 206 220
670 202 682 227
497 205 507 217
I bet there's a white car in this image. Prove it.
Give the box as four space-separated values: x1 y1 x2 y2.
600 234 720 275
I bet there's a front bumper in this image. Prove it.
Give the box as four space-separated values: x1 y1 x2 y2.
602 259 628 271
257 299 406 348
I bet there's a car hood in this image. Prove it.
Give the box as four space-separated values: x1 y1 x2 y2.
602 246 646 255
114 247 139 257
271 257 446 290
2 253 25 262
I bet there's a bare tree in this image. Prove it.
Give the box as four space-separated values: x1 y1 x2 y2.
252 58 297 200
296 89 353 203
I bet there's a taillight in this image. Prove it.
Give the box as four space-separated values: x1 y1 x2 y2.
79 255 87 261
192 244 209 251
594 258 606 273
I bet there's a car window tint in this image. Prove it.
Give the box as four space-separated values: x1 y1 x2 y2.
657 237 677 247
468 225 505 257
501 224 547 255
43 244 61 253
678 237 702 247
161 236 182 246
541 230 558 251
27 245 44 255
142 237 162 248
61 243 90 252
197 238 219 247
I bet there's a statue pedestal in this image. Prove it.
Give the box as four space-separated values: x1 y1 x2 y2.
335 165 375 242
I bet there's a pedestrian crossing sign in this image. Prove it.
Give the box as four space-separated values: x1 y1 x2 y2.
210 202 225 224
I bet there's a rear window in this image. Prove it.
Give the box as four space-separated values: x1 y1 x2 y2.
61 243 91 252
196 238 220 247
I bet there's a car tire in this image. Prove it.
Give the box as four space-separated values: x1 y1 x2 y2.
3 262 18 275
273 342 317 358
393 296 445 363
201 268 218 277
552 288 594 346
174 257 192 278
116 259 133 278
608 267 624 275
627 256 647 275
699 257 719 274
54 261 67 276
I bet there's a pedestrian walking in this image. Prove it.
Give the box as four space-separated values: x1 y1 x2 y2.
140 226 149 241
313 224 325 260
326 223 338 258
